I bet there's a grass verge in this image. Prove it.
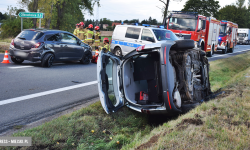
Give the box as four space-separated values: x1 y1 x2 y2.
2 52 250 150
122 52 250 149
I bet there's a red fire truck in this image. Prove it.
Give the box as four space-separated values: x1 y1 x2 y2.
164 11 220 57
217 20 238 54
164 11 206 47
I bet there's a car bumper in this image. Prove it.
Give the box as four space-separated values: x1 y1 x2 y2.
9 46 43 61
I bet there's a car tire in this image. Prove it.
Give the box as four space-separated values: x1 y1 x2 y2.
228 44 234 53
41 53 54 68
222 44 228 54
114 47 122 56
80 50 92 64
11 57 24 64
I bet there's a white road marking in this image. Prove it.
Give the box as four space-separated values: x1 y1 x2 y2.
0 80 98 106
9 66 34 69
210 49 250 58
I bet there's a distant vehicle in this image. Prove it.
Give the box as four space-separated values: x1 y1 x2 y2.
9 29 92 67
217 20 238 54
110 25 179 56
237 28 250 44
164 11 221 57
97 40 211 115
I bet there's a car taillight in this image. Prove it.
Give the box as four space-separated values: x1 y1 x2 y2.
11 39 14 46
136 45 145 51
32 42 44 48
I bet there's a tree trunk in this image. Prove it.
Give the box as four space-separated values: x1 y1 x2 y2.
46 3 53 28
160 0 170 23
32 0 39 28
55 1 66 29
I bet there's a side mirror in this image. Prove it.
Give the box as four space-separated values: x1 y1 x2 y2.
146 37 155 42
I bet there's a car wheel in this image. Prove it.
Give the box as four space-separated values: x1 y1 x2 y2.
11 57 24 64
114 47 122 56
222 45 228 54
80 50 92 64
228 44 234 53
41 53 54 68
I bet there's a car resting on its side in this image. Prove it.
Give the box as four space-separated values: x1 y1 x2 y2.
97 39 211 115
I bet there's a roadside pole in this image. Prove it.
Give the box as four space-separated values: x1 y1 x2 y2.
21 17 23 31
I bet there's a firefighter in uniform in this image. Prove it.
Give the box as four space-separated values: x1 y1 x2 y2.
91 26 102 63
77 22 86 42
85 24 94 46
94 26 101 50
101 37 110 53
73 23 79 36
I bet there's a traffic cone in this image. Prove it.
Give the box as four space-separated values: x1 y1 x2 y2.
1 50 11 63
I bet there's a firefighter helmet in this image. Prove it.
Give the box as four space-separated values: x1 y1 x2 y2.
79 22 85 26
95 26 100 31
88 24 93 28
103 37 109 43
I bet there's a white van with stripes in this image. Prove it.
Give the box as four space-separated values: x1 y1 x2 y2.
110 25 180 56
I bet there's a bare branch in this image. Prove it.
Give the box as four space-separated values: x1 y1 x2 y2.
159 0 167 5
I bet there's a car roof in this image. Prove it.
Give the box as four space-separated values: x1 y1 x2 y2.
23 29 72 35
116 25 166 30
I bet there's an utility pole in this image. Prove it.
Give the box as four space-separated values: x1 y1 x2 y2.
95 0 100 26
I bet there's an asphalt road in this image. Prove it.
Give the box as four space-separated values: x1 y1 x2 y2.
0 45 250 133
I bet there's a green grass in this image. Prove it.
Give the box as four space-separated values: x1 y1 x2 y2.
3 102 151 150
0 37 12 43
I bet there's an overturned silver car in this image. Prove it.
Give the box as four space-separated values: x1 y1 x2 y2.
97 39 211 115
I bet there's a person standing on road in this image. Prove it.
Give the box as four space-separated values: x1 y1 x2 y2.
77 22 86 42
101 37 110 53
85 24 94 46
73 23 79 36
94 26 101 51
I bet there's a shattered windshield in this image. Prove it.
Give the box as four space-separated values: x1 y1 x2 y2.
152 29 179 41
168 17 197 31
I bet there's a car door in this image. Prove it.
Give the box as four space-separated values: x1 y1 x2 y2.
45 33 64 60
97 50 125 114
123 27 142 54
60 33 84 60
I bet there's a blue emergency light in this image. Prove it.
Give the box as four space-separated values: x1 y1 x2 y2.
159 25 164 29
142 24 150 27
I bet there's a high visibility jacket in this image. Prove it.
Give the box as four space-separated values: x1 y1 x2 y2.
73 28 78 36
94 31 101 43
77 28 86 40
85 29 94 42
102 43 110 53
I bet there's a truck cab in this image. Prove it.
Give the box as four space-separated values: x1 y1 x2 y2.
217 20 238 54
237 28 250 45
164 11 207 49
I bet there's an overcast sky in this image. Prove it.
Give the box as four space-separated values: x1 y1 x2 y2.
0 0 245 22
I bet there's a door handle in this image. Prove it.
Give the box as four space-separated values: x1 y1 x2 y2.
135 40 138 42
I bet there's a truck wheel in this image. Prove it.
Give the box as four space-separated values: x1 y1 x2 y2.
41 53 54 68
206 50 213 57
114 47 122 56
222 45 228 54
228 44 234 53
11 57 24 64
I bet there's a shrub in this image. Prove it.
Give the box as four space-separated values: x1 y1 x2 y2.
0 17 32 39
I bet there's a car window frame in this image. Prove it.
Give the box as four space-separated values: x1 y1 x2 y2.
46 33 61 42
60 33 78 45
125 27 141 39
141 29 155 42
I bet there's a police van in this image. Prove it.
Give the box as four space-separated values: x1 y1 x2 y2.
110 25 179 56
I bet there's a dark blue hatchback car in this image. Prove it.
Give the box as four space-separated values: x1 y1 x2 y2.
9 29 92 67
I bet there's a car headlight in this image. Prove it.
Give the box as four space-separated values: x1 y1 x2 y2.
221 42 225 46
194 41 198 48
